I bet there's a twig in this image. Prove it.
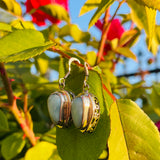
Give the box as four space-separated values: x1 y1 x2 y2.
103 84 116 101
117 68 160 78
0 62 36 146
112 85 152 90
10 99 36 146
0 63 14 105
51 46 86 68
96 0 125 64
21 83 30 128
96 9 110 65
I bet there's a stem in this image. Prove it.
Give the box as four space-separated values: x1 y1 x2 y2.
10 100 36 146
0 63 36 146
96 0 125 64
117 69 153 78
96 10 110 65
0 63 14 105
103 84 116 101
51 46 85 68
21 84 30 128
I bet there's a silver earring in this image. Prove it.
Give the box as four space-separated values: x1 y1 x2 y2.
71 62 100 132
47 57 81 128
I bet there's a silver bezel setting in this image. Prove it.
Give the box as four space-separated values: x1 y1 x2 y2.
48 90 74 128
79 93 100 132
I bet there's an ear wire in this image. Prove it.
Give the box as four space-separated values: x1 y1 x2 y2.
59 57 81 89
83 62 89 93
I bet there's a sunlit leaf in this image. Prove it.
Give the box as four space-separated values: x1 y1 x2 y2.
135 0 160 11
79 0 101 16
127 0 157 52
115 47 137 61
89 0 114 29
150 84 160 116
145 6 156 50
35 54 49 75
0 22 12 32
39 4 70 23
119 29 138 46
70 24 90 42
0 29 54 62
86 51 97 66
11 20 35 29
0 0 22 16
108 99 160 160
127 0 148 32
25 141 61 160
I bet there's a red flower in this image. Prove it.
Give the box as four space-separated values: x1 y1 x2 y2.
155 120 160 132
95 19 125 60
26 0 68 26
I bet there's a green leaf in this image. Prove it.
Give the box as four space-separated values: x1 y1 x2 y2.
0 7 17 23
39 4 70 23
70 24 90 42
145 6 156 50
35 54 49 75
1 132 26 160
0 0 22 16
57 58 110 160
59 24 91 42
88 0 114 29
86 51 97 66
11 20 35 30
119 29 138 46
103 69 117 84
0 29 54 63
119 77 132 88
98 150 108 159
0 22 12 32
150 85 160 116
135 0 160 11
115 47 137 61
25 141 61 160
127 0 157 52
0 110 9 132
59 25 70 37
79 0 101 16
108 99 160 160
127 0 148 32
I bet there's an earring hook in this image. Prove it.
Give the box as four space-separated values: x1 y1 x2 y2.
83 62 89 93
59 57 81 89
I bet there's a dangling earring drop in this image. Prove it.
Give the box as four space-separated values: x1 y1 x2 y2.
47 57 81 128
71 62 100 132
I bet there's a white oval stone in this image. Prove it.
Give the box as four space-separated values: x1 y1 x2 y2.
47 94 61 124
71 97 83 128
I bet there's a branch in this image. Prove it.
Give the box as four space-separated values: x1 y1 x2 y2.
96 9 110 65
51 46 86 68
96 0 125 64
0 62 36 146
0 63 14 105
21 83 30 128
103 84 116 101
117 69 160 78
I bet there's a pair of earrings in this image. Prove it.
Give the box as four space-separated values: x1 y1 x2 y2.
47 57 100 132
